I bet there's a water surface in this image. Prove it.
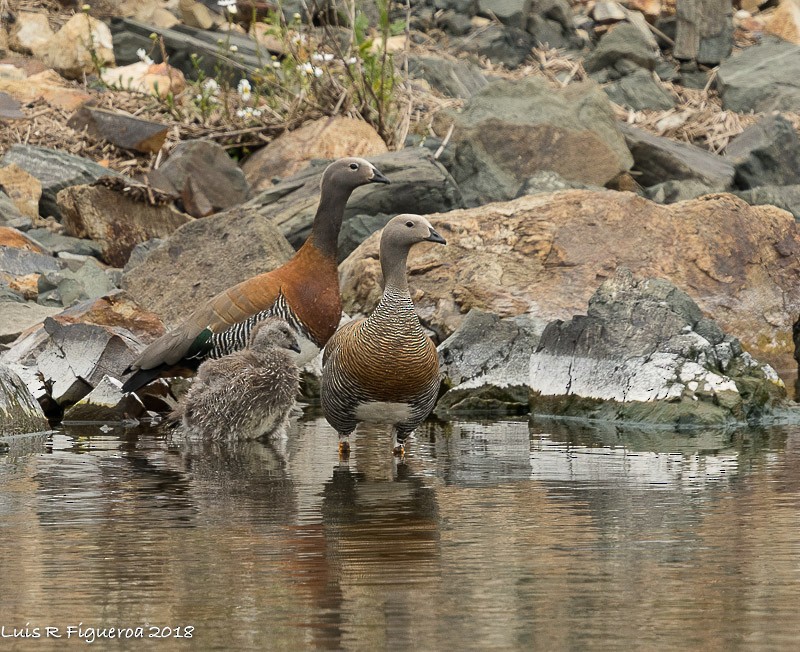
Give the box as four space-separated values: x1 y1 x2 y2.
2 415 800 650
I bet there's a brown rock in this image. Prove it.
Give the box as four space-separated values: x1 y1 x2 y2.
121 205 294 327
179 0 220 29
57 184 192 267
766 0 800 45
0 226 44 252
41 14 115 80
243 117 388 192
340 191 800 376
67 106 169 154
8 273 41 301
0 70 93 112
0 163 43 219
100 62 186 99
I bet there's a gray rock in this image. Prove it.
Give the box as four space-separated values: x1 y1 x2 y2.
528 268 787 426
435 309 547 417
0 302 62 344
733 185 800 221
584 23 658 74
25 228 103 257
62 375 145 422
725 114 800 189
0 247 64 276
0 362 48 435
248 148 463 249
453 24 535 69
436 10 473 36
37 258 117 308
603 69 675 111
477 0 531 30
35 317 142 406
0 189 29 229
645 179 715 204
515 170 602 197
120 204 294 327
339 213 392 263
526 15 572 48
123 238 164 273
148 140 249 215
619 123 735 190
1 145 122 219
448 77 633 206
717 38 800 113
407 55 489 99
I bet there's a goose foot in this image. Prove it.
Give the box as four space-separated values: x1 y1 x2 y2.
392 443 405 457
338 438 350 461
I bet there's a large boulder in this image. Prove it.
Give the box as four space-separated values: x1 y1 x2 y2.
41 13 115 79
584 23 658 74
242 117 388 192
528 269 788 426
57 183 192 267
245 147 463 250
734 185 800 221
339 190 800 376
120 205 294 327
717 37 800 112
407 55 489 99
0 363 48 435
445 78 633 206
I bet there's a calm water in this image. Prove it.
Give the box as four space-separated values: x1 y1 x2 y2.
2 414 800 651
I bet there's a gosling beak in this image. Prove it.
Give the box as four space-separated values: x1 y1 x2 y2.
369 167 390 184
425 227 446 245
290 341 302 354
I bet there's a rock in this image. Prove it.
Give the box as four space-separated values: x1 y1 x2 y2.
36 258 117 308
603 69 675 110
180 0 220 30
55 290 165 343
100 61 187 99
0 190 30 230
645 179 716 204
0 69 93 113
148 140 249 216
8 12 53 57
0 247 63 277
584 23 658 74
453 24 535 69
62 375 145 422
41 13 115 80
0 363 48 434
67 106 169 154
764 0 800 45
0 302 62 344
724 114 800 189
246 147 463 249
526 14 574 49
591 0 627 22
339 190 800 375
446 77 632 206
436 10 473 36
242 117 388 192
674 0 733 65
57 184 191 267
717 37 800 112
123 238 164 273
1 145 121 220
407 55 489 99
734 185 800 221
25 228 103 257
477 0 530 29
0 226 45 252
35 317 142 406
0 164 42 220
528 269 787 426
619 123 735 190
435 309 546 416
120 206 294 327
515 170 603 197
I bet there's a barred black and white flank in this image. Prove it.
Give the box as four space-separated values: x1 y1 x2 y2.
321 214 447 454
174 318 301 441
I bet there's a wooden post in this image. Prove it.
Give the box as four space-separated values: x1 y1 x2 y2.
673 0 733 64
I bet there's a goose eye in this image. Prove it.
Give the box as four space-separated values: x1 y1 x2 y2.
405 221 414 228
349 163 359 170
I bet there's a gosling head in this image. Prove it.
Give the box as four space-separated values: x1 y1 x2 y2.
249 318 301 355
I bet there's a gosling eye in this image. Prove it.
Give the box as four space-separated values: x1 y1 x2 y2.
349 163 359 170
405 221 414 228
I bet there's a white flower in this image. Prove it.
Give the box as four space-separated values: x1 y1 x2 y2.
236 108 247 118
252 109 262 117
202 78 220 94
229 45 238 53
313 66 323 77
136 48 154 65
312 52 334 62
290 33 307 45
272 61 281 69
237 78 252 101
346 56 358 65
218 0 236 7
293 12 301 20
236 107 264 119
298 62 313 75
